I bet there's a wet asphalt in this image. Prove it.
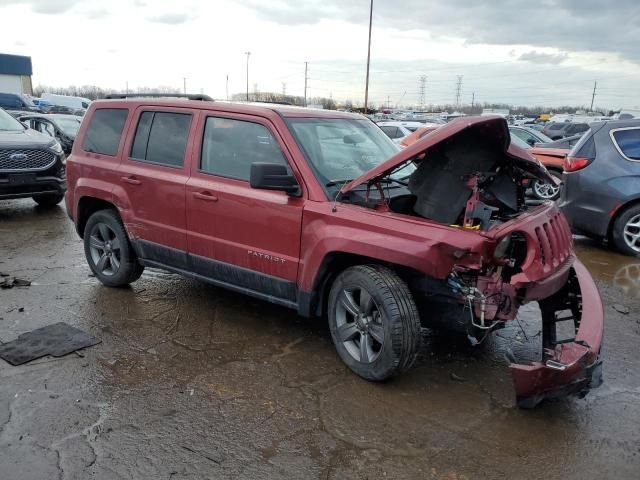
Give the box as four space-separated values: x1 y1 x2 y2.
0 199 638 480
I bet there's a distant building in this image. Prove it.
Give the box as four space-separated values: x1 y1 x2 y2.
0 53 33 95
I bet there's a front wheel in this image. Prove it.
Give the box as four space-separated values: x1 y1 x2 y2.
328 265 421 381
83 209 144 287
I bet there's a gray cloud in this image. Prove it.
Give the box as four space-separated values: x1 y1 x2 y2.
519 50 569 65
146 13 192 24
238 0 640 62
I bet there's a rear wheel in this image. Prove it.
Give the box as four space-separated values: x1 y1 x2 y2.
83 209 144 286
328 265 421 381
532 170 562 201
32 193 65 207
612 204 640 257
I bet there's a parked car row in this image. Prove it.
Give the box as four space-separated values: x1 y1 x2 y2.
0 91 89 116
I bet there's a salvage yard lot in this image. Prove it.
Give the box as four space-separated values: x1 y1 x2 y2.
1 199 639 479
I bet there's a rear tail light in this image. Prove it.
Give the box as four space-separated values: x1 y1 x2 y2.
563 156 593 172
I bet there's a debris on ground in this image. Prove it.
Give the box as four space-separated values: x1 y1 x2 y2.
0 322 101 366
0 276 31 289
450 372 467 382
613 304 630 315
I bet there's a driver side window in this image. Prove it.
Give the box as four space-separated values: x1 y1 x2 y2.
199 116 288 181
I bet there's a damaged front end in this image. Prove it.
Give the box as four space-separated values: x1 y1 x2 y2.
341 116 604 407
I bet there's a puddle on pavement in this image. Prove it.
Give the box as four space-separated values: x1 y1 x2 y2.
574 236 640 298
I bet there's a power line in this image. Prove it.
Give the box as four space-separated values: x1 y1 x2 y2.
304 61 309 107
418 75 427 109
455 75 463 106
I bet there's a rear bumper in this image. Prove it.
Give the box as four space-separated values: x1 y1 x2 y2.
510 260 604 407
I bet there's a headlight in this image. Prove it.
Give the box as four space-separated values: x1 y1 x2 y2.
48 141 63 155
493 235 512 261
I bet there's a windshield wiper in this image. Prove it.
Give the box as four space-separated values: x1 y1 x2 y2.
326 179 354 187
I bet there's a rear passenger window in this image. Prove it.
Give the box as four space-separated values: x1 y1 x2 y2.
200 117 287 180
130 111 192 167
613 128 640 160
83 109 128 156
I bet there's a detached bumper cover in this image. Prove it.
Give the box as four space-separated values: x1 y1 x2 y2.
510 260 604 408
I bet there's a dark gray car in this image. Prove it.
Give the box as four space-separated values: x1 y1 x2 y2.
0 107 66 206
560 119 640 256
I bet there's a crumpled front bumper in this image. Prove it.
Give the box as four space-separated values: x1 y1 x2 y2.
510 260 604 408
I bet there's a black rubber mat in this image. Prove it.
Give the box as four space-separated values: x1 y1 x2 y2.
0 322 100 366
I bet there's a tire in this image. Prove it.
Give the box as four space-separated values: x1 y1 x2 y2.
32 193 65 207
531 170 562 201
328 265 421 381
83 209 144 287
611 204 640 257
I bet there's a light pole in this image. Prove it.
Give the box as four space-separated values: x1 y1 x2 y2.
245 51 251 101
364 0 373 114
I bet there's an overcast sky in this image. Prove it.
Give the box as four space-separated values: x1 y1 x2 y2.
2 0 640 109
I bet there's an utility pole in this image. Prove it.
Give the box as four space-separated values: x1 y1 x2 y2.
590 81 597 112
245 51 251 101
471 92 475 108
183 77 186 94
387 95 390 110
455 75 463 107
418 75 427 110
225 74 229 101
304 61 309 107
364 0 373 114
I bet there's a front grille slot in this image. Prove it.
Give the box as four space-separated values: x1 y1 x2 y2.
533 212 573 272
0 149 56 172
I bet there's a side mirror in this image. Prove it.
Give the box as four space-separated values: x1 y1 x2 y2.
250 162 300 196
527 138 535 146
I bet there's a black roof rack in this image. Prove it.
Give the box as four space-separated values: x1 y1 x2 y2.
249 100 294 106
104 93 214 101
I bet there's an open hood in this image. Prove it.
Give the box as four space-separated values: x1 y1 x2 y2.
341 116 554 194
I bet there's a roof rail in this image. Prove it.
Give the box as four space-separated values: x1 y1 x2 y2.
104 93 214 101
249 100 294 106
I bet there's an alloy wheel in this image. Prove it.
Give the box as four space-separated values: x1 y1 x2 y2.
533 180 560 200
335 287 384 363
88 223 121 276
623 214 640 253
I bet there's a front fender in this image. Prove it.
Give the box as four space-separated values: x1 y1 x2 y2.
298 203 489 292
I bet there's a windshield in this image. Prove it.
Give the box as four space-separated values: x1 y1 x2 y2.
288 117 406 188
510 133 532 150
55 116 82 136
0 108 26 131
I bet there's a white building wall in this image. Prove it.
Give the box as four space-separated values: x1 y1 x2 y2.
0 74 24 94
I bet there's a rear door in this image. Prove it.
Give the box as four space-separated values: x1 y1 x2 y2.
185 113 304 305
118 107 195 268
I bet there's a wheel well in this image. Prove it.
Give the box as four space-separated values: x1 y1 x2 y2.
607 198 640 240
308 252 416 319
76 197 118 238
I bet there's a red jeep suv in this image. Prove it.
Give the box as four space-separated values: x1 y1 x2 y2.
66 95 604 407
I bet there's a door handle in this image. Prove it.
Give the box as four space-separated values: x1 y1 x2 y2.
121 176 142 185
193 191 218 202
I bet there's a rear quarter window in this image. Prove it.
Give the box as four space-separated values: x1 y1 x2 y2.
612 128 640 160
83 108 128 156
